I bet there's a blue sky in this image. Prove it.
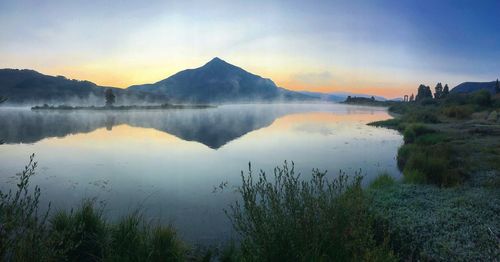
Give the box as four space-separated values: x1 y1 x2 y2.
0 0 498 97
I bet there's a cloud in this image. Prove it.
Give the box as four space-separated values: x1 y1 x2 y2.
291 71 334 87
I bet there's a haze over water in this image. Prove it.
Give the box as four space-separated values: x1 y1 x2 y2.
0 103 402 243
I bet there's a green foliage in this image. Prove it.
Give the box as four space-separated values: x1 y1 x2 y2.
149 226 185 262
396 144 414 170
414 132 449 145
403 124 435 144
405 109 440 123
442 105 474 119
226 162 396 261
0 154 50 261
49 200 107 261
416 84 433 101
369 173 396 190
401 144 463 187
434 83 443 99
473 90 492 107
368 118 405 131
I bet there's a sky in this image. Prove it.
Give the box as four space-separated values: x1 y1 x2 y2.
0 0 499 98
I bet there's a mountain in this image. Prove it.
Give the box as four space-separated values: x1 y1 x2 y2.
450 81 497 94
0 69 168 105
128 57 313 103
299 91 386 102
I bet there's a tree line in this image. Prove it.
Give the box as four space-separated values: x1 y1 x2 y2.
406 79 499 102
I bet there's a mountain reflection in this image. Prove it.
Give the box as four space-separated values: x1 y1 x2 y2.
0 105 326 148
0 105 385 149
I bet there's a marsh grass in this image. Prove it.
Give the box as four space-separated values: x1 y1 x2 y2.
0 155 186 262
225 162 396 261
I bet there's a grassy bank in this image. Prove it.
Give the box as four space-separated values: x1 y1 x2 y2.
366 91 500 260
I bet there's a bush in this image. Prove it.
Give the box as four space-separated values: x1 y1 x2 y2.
473 90 492 107
369 173 396 189
397 144 415 170
401 144 463 187
406 110 440 123
442 105 474 119
0 154 50 261
403 124 435 144
226 162 396 261
414 132 449 145
49 201 107 261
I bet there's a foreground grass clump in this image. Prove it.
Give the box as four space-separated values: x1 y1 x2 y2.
0 155 186 262
0 154 49 261
369 183 500 261
225 162 396 261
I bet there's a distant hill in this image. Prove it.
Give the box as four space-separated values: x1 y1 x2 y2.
299 91 386 102
128 57 313 103
450 81 497 94
0 69 168 105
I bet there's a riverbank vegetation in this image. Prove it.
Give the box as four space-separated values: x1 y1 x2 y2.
365 89 500 260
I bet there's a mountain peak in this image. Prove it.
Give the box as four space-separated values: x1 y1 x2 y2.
204 57 229 66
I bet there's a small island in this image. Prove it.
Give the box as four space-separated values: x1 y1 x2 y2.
31 89 214 111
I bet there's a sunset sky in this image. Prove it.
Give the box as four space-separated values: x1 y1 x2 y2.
0 0 498 98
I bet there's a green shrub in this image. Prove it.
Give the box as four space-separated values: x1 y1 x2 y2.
149 226 185 262
414 132 449 145
369 173 397 189
473 90 492 107
49 200 107 261
403 124 435 144
397 144 414 170
406 110 440 123
403 168 427 184
226 162 396 261
368 118 402 130
401 144 462 187
108 213 148 261
419 98 437 106
0 154 50 261
442 105 473 119
403 127 416 144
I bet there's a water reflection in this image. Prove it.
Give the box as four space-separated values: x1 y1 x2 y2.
0 104 389 149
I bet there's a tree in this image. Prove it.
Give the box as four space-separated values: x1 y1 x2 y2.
105 89 115 107
416 84 433 101
443 84 449 97
0 96 5 144
496 79 500 94
371 96 375 101
434 83 443 99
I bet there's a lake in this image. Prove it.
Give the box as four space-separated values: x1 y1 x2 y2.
0 103 402 244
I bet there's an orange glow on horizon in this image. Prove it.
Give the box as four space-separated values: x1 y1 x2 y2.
39 62 417 99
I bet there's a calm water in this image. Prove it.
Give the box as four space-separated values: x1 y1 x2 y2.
0 103 402 244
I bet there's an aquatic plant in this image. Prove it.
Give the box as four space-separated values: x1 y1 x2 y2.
225 162 396 261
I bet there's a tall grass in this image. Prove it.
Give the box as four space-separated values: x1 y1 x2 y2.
225 162 396 261
0 155 186 261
